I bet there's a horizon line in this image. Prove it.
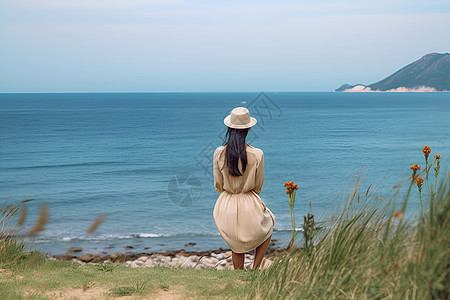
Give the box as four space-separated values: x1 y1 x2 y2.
0 90 333 94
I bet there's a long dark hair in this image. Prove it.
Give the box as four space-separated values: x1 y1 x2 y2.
222 127 250 176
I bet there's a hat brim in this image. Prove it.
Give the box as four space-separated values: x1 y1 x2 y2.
223 116 257 129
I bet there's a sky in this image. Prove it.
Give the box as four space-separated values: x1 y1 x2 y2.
0 0 449 92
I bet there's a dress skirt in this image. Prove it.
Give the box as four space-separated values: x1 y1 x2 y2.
213 190 276 253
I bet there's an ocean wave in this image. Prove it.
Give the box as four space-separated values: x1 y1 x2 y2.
273 227 304 232
23 232 221 243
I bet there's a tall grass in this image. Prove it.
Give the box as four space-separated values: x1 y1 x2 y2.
0 199 46 269
245 172 450 299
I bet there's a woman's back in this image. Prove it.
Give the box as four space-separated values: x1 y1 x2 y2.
213 144 264 194
213 106 274 267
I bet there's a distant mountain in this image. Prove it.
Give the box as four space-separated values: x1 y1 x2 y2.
336 53 450 92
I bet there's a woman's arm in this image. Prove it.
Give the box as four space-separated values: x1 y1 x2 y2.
254 151 264 194
213 148 224 193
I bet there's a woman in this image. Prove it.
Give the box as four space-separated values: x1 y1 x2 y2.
213 107 276 270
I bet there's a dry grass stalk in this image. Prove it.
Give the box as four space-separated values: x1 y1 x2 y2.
366 184 372 196
1 199 34 225
17 204 27 226
87 215 106 235
27 202 49 236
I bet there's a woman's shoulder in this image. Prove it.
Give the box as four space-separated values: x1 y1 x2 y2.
246 145 263 159
214 146 226 160
214 146 226 154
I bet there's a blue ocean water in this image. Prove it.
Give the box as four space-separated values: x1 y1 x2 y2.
1 92 449 256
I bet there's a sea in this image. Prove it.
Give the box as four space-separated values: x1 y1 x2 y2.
1 92 449 256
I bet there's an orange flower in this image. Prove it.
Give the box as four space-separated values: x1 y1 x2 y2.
410 164 420 171
434 154 441 159
394 211 404 219
422 145 431 159
415 176 424 187
284 181 298 194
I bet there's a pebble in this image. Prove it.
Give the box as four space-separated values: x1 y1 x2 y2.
137 256 148 262
52 250 276 271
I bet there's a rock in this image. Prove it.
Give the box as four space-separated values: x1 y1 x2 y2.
110 253 126 263
151 255 160 262
201 257 217 268
72 258 86 265
125 246 134 249
180 257 196 268
56 255 73 261
80 254 96 263
216 265 226 270
91 255 102 263
224 251 232 257
131 260 144 268
184 242 197 246
160 250 178 257
126 253 139 261
190 255 200 262
194 264 206 269
144 247 150 249
144 260 155 267
168 258 180 267
160 257 171 265
137 256 148 262
177 250 190 257
100 255 110 261
210 257 219 264
176 257 187 266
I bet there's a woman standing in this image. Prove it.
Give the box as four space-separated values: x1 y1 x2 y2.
213 107 276 270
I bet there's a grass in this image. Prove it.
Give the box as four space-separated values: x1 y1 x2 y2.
242 172 450 299
0 257 253 299
0 200 254 299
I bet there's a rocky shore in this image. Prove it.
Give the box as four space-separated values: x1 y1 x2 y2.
47 246 287 270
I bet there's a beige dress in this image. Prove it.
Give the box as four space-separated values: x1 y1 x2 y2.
213 144 276 253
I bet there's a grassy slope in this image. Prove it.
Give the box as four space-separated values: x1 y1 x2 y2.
242 173 450 300
0 253 253 299
1 171 449 299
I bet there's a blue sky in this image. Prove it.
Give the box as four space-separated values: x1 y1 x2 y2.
0 0 449 92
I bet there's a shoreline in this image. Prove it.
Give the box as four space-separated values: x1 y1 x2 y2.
47 245 288 270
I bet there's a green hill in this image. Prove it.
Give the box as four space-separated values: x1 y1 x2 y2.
336 53 450 92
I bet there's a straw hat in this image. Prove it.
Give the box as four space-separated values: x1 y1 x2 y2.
223 107 257 129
